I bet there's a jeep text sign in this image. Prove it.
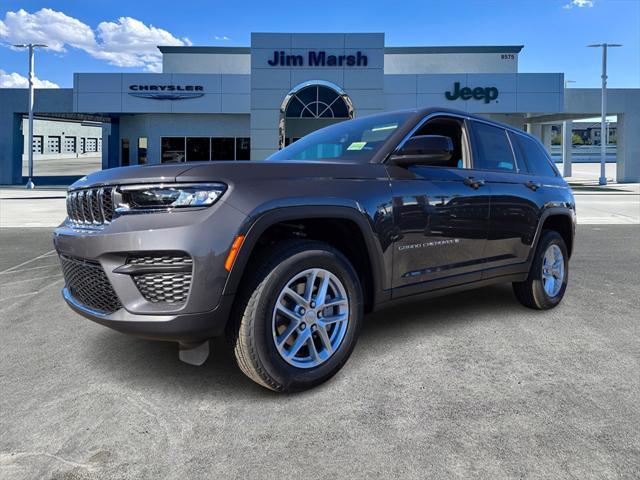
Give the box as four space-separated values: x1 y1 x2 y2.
445 82 499 103
268 50 368 67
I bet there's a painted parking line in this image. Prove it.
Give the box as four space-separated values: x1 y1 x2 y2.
0 264 60 275
0 278 64 309
0 249 56 275
0 273 63 287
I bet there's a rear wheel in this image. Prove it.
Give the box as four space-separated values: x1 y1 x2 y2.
228 240 363 392
513 230 569 310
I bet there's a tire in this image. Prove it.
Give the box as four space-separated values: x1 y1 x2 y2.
513 230 569 310
227 239 364 392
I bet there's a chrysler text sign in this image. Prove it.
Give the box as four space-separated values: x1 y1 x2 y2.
268 50 368 67
445 82 499 103
128 85 204 100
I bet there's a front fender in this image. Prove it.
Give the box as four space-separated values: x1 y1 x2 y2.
221 202 390 306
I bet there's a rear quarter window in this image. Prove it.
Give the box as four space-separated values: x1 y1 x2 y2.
510 132 558 178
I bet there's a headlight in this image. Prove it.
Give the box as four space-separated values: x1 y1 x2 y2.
116 183 227 214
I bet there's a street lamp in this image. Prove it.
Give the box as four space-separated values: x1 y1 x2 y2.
13 43 48 189
588 43 622 186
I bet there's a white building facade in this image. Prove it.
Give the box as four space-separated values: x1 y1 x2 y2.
1 32 638 184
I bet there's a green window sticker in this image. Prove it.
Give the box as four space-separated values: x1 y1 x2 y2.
347 141 367 151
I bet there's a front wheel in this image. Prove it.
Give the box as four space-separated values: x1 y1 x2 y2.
228 240 363 392
513 230 569 310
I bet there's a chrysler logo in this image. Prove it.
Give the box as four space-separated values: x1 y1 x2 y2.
128 84 204 100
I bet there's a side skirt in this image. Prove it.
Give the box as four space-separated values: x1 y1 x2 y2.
372 271 528 313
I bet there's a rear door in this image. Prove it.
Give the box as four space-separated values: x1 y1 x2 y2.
468 121 545 273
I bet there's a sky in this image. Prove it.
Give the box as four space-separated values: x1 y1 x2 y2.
0 0 638 89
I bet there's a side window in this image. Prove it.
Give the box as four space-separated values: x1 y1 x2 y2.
471 121 516 171
511 132 558 177
413 116 467 168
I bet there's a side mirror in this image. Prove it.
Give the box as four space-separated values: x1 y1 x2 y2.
389 135 454 167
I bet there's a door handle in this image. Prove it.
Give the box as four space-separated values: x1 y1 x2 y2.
525 180 542 191
463 177 485 189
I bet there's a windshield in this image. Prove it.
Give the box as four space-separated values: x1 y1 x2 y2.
268 111 415 163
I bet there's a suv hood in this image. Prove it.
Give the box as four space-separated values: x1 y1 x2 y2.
71 160 385 189
69 163 195 190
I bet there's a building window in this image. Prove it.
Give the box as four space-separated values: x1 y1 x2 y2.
86 138 97 152
211 137 235 160
32 135 43 154
138 138 148 164
236 137 250 160
160 136 248 163
161 137 186 163
64 136 76 153
80 138 85 154
285 85 351 119
280 81 354 150
121 139 130 166
47 136 61 154
186 137 211 161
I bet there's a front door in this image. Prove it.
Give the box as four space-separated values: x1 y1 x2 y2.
387 116 491 297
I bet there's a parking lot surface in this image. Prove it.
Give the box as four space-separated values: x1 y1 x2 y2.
1 226 639 479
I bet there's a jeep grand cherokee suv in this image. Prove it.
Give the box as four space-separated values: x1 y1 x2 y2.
54 108 576 392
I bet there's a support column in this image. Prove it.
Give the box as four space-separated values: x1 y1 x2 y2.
107 118 120 169
542 125 553 153
616 113 640 183
101 123 111 170
562 120 573 178
527 123 543 142
0 113 24 185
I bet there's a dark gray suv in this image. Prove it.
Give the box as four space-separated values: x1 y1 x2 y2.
54 108 576 392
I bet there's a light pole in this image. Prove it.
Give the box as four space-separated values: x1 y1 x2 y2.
588 43 622 185
13 43 48 189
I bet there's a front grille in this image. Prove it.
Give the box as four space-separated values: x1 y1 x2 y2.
66 187 115 226
133 273 192 304
59 255 122 314
127 252 193 304
127 253 193 266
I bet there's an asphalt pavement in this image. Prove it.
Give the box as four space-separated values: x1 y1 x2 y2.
0 226 639 479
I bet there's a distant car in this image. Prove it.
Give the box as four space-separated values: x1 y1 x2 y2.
54 108 576 392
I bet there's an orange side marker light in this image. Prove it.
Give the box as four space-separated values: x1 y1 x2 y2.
225 235 245 271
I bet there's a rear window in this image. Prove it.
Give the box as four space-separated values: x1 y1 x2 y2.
470 121 516 171
510 132 557 177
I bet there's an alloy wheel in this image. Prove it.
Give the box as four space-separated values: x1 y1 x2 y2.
272 268 349 369
541 244 565 297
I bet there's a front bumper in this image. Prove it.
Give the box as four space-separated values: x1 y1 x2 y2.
63 287 234 341
53 200 247 342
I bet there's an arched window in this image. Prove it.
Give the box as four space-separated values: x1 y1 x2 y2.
284 84 351 119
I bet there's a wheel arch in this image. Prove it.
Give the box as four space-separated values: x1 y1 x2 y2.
222 204 389 311
531 208 576 259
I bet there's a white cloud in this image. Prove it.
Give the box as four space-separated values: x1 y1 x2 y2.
564 0 595 9
214 35 230 41
0 8 191 71
0 69 60 88
0 8 95 52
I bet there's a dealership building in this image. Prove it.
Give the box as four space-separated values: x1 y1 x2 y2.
1 32 639 185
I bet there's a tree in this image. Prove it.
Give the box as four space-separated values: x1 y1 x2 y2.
571 134 583 146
